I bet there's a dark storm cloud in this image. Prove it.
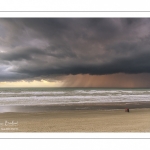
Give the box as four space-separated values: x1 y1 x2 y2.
1 18 150 81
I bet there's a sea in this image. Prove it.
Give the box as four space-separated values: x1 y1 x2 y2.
0 88 150 106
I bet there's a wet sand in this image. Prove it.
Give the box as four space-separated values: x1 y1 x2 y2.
0 101 150 112
0 102 150 132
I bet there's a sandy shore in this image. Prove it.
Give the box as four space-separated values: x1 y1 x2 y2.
0 108 150 132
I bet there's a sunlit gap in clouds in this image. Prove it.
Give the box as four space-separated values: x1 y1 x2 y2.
1 73 150 88
0 80 63 87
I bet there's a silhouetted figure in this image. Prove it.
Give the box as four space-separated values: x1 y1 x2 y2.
125 108 129 112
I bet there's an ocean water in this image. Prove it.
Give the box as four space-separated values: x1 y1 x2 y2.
0 88 150 106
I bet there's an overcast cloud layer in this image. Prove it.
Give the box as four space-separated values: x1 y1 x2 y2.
0 18 150 81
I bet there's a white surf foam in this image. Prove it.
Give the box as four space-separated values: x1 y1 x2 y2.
0 94 150 106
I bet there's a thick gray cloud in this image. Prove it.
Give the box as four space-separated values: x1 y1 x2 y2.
1 18 150 81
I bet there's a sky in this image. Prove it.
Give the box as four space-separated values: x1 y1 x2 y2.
0 18 150 87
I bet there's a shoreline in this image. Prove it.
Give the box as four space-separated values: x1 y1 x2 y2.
0 101 150 113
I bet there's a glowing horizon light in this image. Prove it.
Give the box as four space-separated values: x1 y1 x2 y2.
0 80 63 87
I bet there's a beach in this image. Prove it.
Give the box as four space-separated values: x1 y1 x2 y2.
0 107 150 132
0 88 150 132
